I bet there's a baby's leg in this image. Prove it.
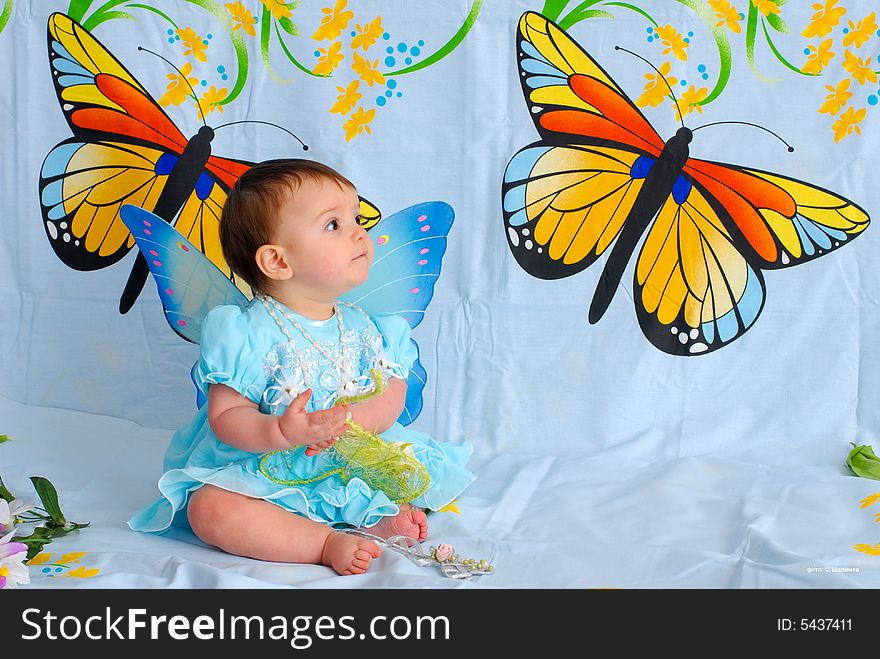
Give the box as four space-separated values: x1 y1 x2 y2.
187 485 381 575
368 503 428 543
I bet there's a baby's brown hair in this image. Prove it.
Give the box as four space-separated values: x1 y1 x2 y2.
220 158 355 292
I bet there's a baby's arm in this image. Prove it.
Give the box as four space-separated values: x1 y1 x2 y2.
208 384 349 453
348 377 407 435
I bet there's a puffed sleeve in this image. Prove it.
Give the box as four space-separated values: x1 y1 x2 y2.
371 313 418 379
194 305 267 404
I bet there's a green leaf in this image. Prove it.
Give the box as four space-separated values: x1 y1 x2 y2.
0 476 15 503
766 12 787 33
847 443 880 480
30 477 66 528
0 434 11 444
279 16 298 36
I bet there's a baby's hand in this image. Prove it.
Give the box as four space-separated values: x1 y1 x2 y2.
278 389 350 455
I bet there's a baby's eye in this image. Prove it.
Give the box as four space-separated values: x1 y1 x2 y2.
324 219 340 231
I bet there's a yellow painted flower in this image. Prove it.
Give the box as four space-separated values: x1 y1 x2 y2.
636 61 678 107
27 553 53 566
843 50 878 85
843 12 877 49
176 27 208 63
330 80 361 115
59 552 87 564
312 0 353 41
65 565 100 578
352 52 386 87
853 542 880 555
802 0 846 39
752 0 780 17
343 106 375 141
226 1 257 37
262 0 292 21
656 24 688 61
801 38 834 74
352 16 383 51
860 492 880 508
674 85 707 121
313 41 344 77
709 0 742 34
159 62 198 107
818 78 851 115
831 106 865 142
437 500 461 514
198 86 228 120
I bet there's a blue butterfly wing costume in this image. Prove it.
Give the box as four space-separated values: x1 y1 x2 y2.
122 203 474 533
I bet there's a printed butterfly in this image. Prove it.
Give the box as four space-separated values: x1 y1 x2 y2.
39 12 381 314
502 12 869 355
119 201 455 425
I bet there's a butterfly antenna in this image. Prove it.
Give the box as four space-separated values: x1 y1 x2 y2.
614 45 682 128
691 121 795 152
213 120 309 151
137 46 207 127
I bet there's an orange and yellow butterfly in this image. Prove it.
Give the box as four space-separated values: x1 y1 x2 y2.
502 12 869 355
39 13 381 314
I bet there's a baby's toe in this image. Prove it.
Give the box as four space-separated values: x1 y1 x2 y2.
358 539 382 557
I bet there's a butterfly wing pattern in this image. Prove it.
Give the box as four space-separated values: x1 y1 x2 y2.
504 11 869 355
40 12 252 309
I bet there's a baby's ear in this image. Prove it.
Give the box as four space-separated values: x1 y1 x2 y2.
256 244 294 281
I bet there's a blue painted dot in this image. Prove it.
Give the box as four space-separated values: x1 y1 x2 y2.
385 90 392 97
218 65 226 73
201 80 207 86
387 79 397 89
877 29 880 36
647 36 654 42
202 40 209 46
684 38 690 43
843 27 849 34
55 567 63 573
739 13 744 19
701 73 708 80
175 35 180 41
387 46 394 54
221 74 228 81
869 95 878 105
688 31 694 37
397 42 408 53
647 26 653 33
207 33 212 39
410 46 420 56
315 50 321 57
698 64 706 72
351 31 356 37
418 40 424 47
680 79 687 86
42 567 51 574
396 92 402 97
377 96 386 106
168 38 174 44
167 29 174 35
383 32 390 40
405 57 412 64
385 56 396 67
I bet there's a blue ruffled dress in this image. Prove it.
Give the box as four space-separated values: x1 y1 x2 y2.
128 300 474 533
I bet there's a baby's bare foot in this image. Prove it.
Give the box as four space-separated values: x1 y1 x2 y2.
370 505 428 543
321 531 381 575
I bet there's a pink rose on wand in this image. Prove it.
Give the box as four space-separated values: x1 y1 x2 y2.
434 544 454 562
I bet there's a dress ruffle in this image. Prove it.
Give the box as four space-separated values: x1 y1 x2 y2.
128 408 474 533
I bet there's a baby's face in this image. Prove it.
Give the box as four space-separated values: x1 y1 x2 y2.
271 177 373 299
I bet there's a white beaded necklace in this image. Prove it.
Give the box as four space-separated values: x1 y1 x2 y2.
257 293 363 394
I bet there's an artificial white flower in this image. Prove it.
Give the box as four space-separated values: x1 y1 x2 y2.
0 498 35 532
0 530 29 589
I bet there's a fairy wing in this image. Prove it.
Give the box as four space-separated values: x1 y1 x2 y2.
119 204 249 343
340 201 455 424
